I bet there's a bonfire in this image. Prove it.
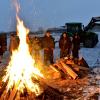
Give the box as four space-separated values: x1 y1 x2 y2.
2 15 44 97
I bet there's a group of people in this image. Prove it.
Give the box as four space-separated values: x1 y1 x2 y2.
59 32 80 59
43 31 80 65
9 31 80 66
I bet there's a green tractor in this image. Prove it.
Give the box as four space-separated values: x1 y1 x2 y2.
46 17 99 48
65 22 98 48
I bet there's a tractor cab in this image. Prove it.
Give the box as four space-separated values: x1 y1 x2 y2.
65 22 98 48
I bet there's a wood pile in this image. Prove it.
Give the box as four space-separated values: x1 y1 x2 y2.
49 57 89 79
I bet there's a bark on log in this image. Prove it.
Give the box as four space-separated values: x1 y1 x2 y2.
73 64 89 71
60 61 78 79
64 57 89 71
37 85 63 100
67 64 80 72
49 65 59 72
65 61 80 72
54 63 67 74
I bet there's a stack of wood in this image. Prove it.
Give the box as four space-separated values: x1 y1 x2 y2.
49 57 89 79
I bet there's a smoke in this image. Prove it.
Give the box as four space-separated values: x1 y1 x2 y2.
11 0 20 14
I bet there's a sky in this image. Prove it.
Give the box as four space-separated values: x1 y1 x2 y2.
0 0 100 32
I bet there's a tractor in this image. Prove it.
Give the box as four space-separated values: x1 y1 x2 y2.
47 17 99 48
65 22 98 48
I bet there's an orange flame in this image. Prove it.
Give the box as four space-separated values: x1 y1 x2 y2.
3 16 43 95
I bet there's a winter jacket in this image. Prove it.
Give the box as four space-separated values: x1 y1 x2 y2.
59 36 71 51
72 35 80 50
42 35 55 49
32 37 42 51
9 36 19 53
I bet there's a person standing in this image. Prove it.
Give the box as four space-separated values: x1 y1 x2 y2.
9 33 19 54
26 34 32 54
0 33 7 63
72 33 80 61
43 31 55 65
32 37 42 64
59 32 72 58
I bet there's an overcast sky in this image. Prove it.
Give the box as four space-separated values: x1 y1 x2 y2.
0 0 100 32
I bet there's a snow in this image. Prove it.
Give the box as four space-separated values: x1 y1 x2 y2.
82 86 100 100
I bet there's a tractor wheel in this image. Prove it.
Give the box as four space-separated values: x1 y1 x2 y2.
83 39 93 48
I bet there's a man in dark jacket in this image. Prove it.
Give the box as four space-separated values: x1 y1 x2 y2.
59 32 72 58
43 31 55 65
0 33 7 63
72 33 80 61
32 37 42 63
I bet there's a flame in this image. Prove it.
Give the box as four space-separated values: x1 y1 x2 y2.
12 0 20 13
3 16 43 95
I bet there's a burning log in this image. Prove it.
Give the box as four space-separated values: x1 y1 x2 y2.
49 65 59 73
37 86 63 100
54 62 67 74
50 64 66 79
0 90 9 100
0 86 38 100
78 57 89 68
49 58 79 79
0 80 19 100
64 59 80 72
64 57 89 71
73 64 89 71
0 77 64 100
36 78 63 100
51 59 78 79
0 82 7 96
8 86 18 100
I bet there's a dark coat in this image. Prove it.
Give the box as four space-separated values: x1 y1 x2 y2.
9 36 19 53
0 34 7 55
43 35 55 49
59 35 71 51
72 34 80 50
42 35 55 64
32 37 42 51
72 34 80 58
